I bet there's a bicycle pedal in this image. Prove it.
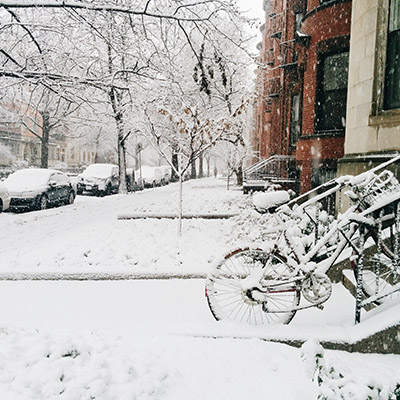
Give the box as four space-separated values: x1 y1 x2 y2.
316 304 325 310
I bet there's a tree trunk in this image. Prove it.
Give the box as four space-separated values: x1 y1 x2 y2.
190 159 196 179
198 152 204 178
206 156 211 177
171 153 179 182
117 128 128 194
178 174 183 235
235 163 243 186
107 41 128 194
94 131 100 163
40 111 50 168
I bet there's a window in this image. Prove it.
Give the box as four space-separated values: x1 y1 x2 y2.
311 166 336 187
384 0 400 110
58 148 65 162
295 13 302 33
316 51 349 133
293 13 302 62
290 94 300 146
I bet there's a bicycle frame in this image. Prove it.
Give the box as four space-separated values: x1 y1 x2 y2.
254 165 400 311
206 154 400 325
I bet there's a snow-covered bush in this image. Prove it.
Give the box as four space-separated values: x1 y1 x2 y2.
301 339 400 400
229 195 280 246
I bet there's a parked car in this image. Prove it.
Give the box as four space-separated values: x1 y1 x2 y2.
77 164 119 196
66 173 78 195
0 182 10 213
126 168 144 192
4 168 75 211
139 166 163 188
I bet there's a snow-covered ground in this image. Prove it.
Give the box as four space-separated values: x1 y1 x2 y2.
0 179 243 274
1 178 399 399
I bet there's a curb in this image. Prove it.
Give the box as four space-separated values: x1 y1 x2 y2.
0 272 208 281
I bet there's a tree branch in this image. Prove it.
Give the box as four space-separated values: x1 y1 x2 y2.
0 0 225 23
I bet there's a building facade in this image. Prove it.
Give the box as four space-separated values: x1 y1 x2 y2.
0 101 106 172
0 101 45 167
252 0 352 193
338 0 400 176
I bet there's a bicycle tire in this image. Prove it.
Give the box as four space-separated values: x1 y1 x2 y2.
354 227 400 304
205 248 301 325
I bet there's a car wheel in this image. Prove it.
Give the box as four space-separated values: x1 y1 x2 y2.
38 194 48 210
66 191 75 205
0 200 3 213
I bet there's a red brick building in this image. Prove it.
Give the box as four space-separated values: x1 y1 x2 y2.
251 0 352 193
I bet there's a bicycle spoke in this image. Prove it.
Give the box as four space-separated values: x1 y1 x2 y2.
206 249 300 325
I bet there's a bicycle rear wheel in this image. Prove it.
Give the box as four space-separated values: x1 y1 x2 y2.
205 248 300 325
354 229 400 304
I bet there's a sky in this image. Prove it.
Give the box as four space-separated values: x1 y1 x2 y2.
235 0 264 52
237 0 264 21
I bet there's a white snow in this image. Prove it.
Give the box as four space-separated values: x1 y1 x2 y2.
79 163 118 178
0 177 399 399
4 168 53 193
252 190 290 212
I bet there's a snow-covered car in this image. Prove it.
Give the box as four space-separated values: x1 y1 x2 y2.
138 166 163 188
0 182 10 213
77 164 119 196
4 168 75 211
126 168 144 192
66 173 79 195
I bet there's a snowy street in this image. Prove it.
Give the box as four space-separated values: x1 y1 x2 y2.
0 179 242 274
1 178 400 399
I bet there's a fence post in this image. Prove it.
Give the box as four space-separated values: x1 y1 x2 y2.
355 225 365 324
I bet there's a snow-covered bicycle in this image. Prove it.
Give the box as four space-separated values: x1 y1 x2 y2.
205 157 400 325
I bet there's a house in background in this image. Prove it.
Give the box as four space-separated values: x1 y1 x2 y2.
0 101 108 172
250 0 352 193
250 0 400 194
0 101 47 166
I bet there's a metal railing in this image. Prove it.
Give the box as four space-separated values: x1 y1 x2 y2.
243 155 296 185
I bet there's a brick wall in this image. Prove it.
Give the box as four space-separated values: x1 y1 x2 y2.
251 0 352 193
301 2 352 136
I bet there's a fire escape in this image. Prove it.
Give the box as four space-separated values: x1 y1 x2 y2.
245 0 305 194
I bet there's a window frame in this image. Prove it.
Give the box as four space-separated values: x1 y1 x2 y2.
383 0 400 110
369 0 400 125
290 94 300 147
315 49 349 135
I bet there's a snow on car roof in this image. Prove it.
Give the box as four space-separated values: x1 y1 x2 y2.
7 168 59 180
5 168 60 189
81 164 118 178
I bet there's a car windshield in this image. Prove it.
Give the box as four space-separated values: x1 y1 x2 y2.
5 169 51 186
82 164 115 178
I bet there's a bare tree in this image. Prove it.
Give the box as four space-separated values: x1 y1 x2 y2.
0 0 253 194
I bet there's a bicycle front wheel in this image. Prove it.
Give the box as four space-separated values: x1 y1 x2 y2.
205 248 300 325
